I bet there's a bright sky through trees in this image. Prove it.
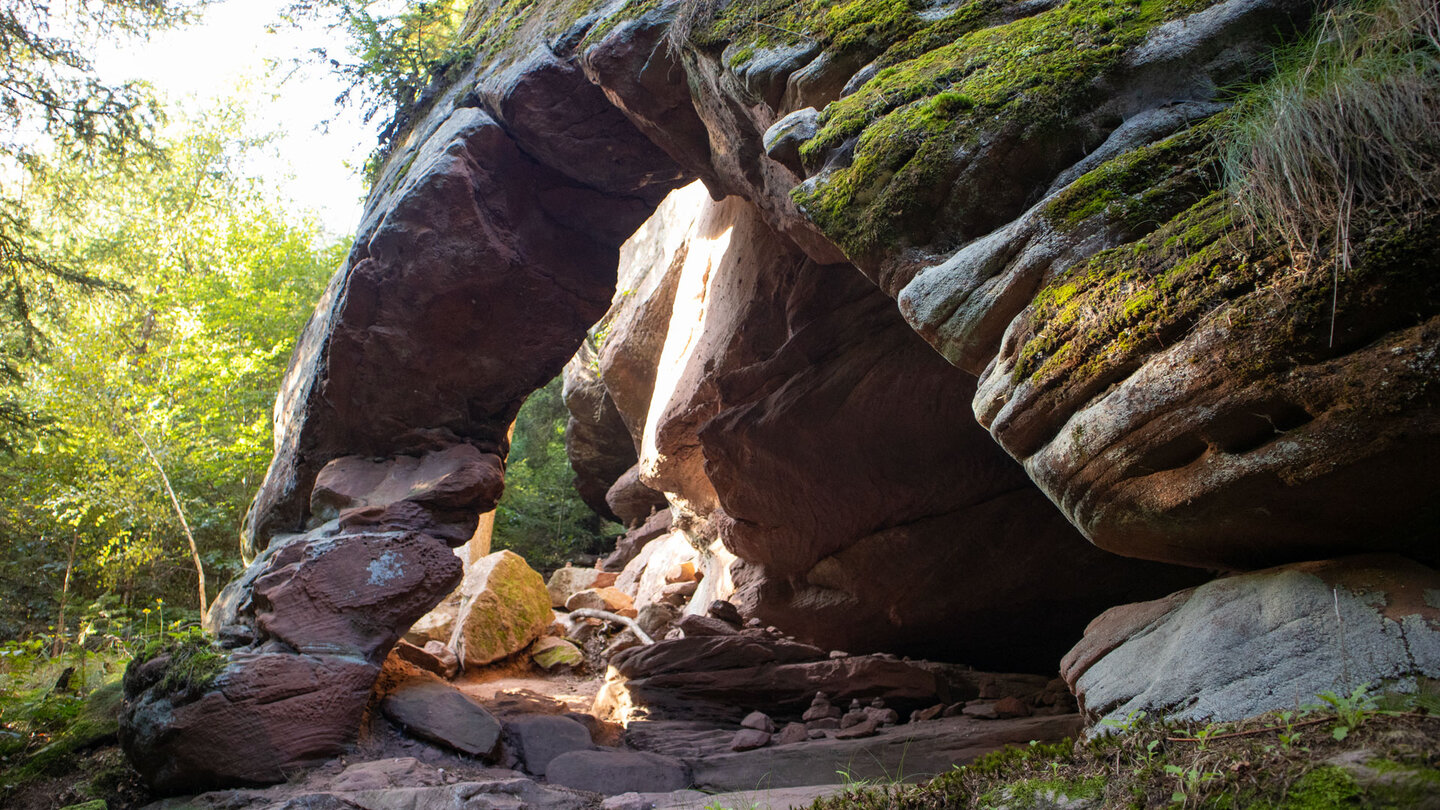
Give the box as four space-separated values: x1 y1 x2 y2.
92 0 371 238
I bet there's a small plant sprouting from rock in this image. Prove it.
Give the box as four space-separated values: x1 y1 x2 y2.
125 626 227 705
1311 682 1380 741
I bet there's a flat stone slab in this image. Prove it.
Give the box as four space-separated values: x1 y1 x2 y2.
546 749 689 795
381 677 502 758
604 784 852 809
143 773 592 810
505 714 595 776
684 714 1082 791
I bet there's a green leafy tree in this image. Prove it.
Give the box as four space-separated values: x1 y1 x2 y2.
1 0 210 447
282 0 471 153
493 376 620 575
0 104 344 637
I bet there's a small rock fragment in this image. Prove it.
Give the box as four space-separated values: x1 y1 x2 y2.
993 695 1032 719
676 614 739 637
708 600 743 626
910 704 945 724
730 728 772 751
775 722 808 745
741 711 776 733
834 717 880 739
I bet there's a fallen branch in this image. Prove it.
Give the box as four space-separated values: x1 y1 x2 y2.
1165 717 1332 742
567 608 655 645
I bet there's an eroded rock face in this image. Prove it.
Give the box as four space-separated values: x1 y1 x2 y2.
562 345 634 523
121 651 379 794
308 444 505 546
127 508 466 793
1061 555 1440 725
242 28 687 557
593 187 1206 669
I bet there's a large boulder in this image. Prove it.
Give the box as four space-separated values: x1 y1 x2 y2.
1061 555 1440 726
121 649 379 795
449 550 554 668
505 714 595 776
380 673 503 757
129 507 466 794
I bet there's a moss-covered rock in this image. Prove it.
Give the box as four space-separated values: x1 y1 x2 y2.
450 550 554 668
530 636 584 670
789 0 1222 264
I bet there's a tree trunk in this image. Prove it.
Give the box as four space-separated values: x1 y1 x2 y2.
132 428 207 617
52 534 79 657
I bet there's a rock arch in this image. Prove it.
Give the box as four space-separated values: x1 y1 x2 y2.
121 0 1440 793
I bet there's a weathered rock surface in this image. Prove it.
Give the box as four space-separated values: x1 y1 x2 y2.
1062 555 1440 725
602 785 850 810
133 506 466 794
308 445 504 546
449 550 553 668
380 675 502 757
241 14 688 556
597 186 1207 669
121 650 380 795
504 715 594 776
545 750 689 795
141 757 593 810
685 715 1082 792
597 634 980 722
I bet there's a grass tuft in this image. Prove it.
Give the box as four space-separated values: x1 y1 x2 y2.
1222 0 1440 298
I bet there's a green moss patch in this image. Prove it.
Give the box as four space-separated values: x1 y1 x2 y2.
783 0 1219 257
1014 191 1265 389
1043 114 1225 233
124 630 227 706
1009 138 1440 411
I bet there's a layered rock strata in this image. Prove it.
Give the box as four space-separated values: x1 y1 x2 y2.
581 185 1206 669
